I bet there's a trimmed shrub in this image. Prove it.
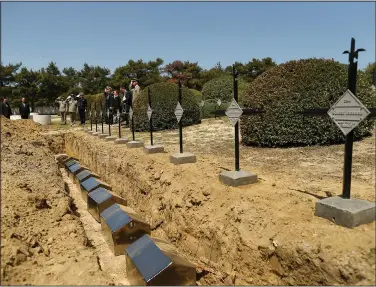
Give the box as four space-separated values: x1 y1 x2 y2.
241 58 376 147
201 76 249 104
189 89 203 103
200 101 230 119
133 82 201 132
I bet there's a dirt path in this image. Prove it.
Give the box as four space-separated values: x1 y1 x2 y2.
60 168 130 286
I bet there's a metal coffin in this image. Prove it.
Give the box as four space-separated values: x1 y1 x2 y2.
64 159 77 171
67 163 86 181
74 169 100 185
125 234 196 286
87 187 115 222
80 177 112 202
100 204 151 256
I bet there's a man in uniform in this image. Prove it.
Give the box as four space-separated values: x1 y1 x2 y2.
55 96 68 124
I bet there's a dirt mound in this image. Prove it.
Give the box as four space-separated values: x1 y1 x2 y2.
65 127 375 286
0 117 113 285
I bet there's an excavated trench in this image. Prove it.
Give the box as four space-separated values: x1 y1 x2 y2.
61 130 376 286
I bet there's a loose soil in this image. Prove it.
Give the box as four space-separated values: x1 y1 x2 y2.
1 117 375 285
65 118 375 286
0 118 115 285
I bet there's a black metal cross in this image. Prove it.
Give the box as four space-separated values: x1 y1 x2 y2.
94 103 98 132
118 110 122 138
212 65 265 171
148 87 154 146
297 38 375 199
101 104 104 134
178 79 184 153
90 105 93 131
107 109 111 136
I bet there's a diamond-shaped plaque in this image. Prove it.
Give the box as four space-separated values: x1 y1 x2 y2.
327 89 371 136
129 106 133 120
147 105 153 121
225 98 243 126
217 99 222 106
199 101 205 107
174 102 184 123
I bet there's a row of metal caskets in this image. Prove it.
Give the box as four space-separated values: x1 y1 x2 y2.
60 156 196 286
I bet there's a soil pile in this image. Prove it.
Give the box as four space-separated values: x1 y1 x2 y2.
65 129 375 286
0 118 113 285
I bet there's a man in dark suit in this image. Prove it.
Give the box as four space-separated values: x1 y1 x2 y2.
77 93 87 125
0 97 12 119
19 97 31 119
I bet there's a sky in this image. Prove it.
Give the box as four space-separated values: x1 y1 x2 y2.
1 1 375 74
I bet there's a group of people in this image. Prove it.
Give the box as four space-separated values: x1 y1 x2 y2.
55 92 87 126
103 79 141 125
0 79 141 127
0 97 31 119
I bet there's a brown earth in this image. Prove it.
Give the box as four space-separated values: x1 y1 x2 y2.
0 118 115 285
1 117 375 285
65 118 375 286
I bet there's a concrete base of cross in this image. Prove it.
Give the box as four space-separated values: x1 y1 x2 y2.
127 140 144 148
98 133 109 139
315 196 375 228
169 152 196 165
105 136 117 142
114 138 129 144
219 170 258 187
144 144 165 154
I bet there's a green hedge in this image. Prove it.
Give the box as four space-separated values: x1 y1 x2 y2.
201 76 249 104
133 82 201 132
189 89 203 103
241 58 376 147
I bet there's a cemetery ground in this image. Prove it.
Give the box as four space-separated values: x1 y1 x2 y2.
1 117 375 285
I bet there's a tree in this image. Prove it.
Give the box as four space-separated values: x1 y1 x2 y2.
38 62 68 105
111 58 164 89
224 57 277 82
364 62 376 87
163 60 203 89
0 62 22 87
78 63 111 95
13 67 40 110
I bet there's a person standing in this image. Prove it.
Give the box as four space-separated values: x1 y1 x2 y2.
131 79 141 104
103 86 112 114
77 92 87 125
107 90 115 125
113 90 121 122
0 97 12 119
19 97 31 119
55 96 68 124
67 94 78 127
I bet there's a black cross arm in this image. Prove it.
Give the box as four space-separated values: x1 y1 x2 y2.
297 108 376 118
211 108 266 116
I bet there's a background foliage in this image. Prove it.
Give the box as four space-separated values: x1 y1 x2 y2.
241 58 376 147
132 82 201 132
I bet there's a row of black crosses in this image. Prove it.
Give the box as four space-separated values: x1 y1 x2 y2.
212 38 375 199
87 38 375 199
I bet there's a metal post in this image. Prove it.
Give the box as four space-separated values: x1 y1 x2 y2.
131 115 135 141
178 79 183 153
118 111 121 138
101 105 104 134
233 65 240 171
90 105 92 131
108 110 111 136
149 88 153 146
342 38 364 199
95 103 97 132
